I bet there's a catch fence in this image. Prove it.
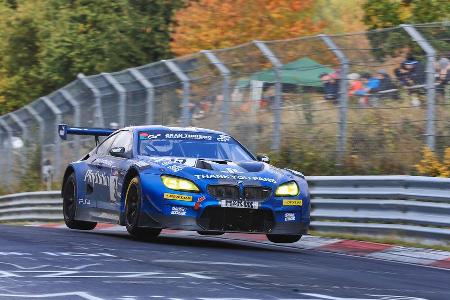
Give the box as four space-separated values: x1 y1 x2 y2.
0 22 449 189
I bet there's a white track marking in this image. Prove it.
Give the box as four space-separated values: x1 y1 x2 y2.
0 292 104 300
180 272 215 279
153 259 269 267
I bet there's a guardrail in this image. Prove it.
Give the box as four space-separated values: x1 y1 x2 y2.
1 176 449 246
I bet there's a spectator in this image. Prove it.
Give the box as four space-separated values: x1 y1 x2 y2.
348 73 363 97
394 55 426 87
354 73 380 106
319 72 339 102
372 69 399 99
436 57 450 87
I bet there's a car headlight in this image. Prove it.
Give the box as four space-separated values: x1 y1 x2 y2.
275 181 299 196
161 175 200 192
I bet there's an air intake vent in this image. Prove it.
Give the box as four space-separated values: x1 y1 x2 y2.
244 186 272 201
207 185 239 200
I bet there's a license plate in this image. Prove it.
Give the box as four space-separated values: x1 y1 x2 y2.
220 200 259 209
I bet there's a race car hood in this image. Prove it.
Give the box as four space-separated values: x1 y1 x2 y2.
136 156 299 188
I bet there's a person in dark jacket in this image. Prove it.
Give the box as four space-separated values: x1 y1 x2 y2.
320 72 339 103
395 56 426 87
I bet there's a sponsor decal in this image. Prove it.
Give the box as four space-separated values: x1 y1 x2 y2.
194 195 206 210
167 164 185 173
163 193 193 201
194 174 276 184
282 199 303 206
171 206 187 216
139 132 161 140
165 133 212 140
84 169 109 187
78 198 90 205
284 213 296 221
217 134 231 142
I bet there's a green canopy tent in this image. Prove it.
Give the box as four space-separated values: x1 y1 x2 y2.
252 57 334 87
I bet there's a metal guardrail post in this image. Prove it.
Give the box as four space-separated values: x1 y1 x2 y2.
0 117 13 184
59 89 81 159
41 96 62 179
25 105 45 167
129 68 155 125
164 60 191 126
320 34 349 166
254 41 283 152
9 112 28 143
401 24 437 150
77 73 105 128
102 73 127 127
202 50 231 133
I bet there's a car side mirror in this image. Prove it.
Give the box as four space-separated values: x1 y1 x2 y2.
256 154 270 163
110 147 126 158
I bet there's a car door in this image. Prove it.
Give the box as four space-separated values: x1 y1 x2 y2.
85 133 118 209
97 130 133 212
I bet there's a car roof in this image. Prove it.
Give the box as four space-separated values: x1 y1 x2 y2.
124 125 227 136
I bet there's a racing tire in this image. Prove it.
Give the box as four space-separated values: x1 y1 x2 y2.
125 177 161 240
266 234 302 243
63 174 97 230
197 231 224 236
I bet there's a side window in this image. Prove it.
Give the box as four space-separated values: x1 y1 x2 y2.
110 131 133 153
96 134 117 155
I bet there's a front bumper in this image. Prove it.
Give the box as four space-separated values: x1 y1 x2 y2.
139 202 309 235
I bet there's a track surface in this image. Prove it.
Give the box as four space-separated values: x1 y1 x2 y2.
0 224 448 300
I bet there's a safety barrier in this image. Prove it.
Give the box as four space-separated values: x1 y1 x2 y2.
1 176 449 245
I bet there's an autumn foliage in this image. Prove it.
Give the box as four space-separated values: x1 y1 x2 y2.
171 0 326 56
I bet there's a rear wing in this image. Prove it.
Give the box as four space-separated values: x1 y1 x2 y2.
58 124 116 145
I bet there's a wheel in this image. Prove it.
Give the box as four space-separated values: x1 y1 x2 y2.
266 234 302 243
63 174 97 230
197 231 224 236
125 177 161 240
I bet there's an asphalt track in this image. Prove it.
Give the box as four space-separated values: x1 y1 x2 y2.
0 224 448 300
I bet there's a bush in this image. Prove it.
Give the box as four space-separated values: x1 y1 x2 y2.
415 147 450 177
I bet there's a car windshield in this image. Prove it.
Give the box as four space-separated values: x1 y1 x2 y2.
138 131 254 161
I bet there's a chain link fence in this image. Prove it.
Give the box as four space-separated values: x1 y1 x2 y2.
0 22 449 191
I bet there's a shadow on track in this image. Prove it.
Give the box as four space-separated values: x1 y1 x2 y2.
86 229 304 254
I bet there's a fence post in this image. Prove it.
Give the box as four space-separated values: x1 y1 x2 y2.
41 96 62 179
60 89 81 159
0 117 13 184
129 68 155 125
202 50 231 133
254 41 283 152
102 73 127 127
77 73 105 128
164 60 191 126
25 105 45 168
9 112 28 143
401 24 437 150
320 34 349 166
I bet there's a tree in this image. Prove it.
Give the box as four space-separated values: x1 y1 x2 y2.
0 1 45 114
38 0 184 91
316 0 367 34
170 0 326 56
0 0 183 115
363 0 450 30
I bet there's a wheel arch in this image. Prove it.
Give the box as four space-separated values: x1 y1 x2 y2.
61 166 75 197
119 167 141 225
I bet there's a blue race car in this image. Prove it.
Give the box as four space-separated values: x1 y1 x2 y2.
59 124 310 243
